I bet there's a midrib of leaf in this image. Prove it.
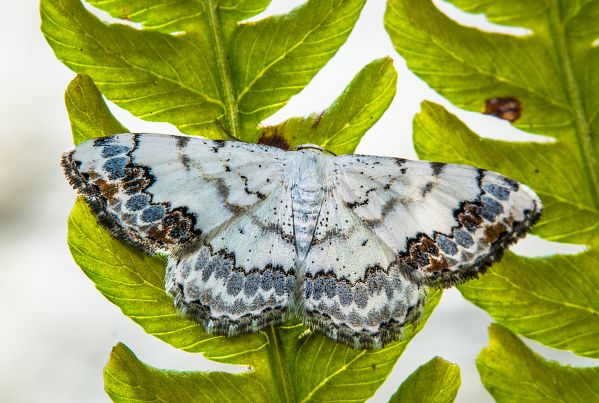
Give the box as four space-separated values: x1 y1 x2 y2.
236 3 339 104
548 2 599 208
299 350 366 403
206 0 240 138
266 326 294 402
320 76 395 149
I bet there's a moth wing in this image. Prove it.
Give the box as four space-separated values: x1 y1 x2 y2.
301 188 427 349
63 133 287 254
334 154 542 286
65 133 298 334
166 185 298 335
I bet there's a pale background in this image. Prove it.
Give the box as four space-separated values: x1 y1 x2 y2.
1 1 593 402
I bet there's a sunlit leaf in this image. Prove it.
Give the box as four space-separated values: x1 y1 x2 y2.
389 356 460 403
477 324 599 402
258 57 397 154
65 74 128 145
104 343 266 403
42 0 366 140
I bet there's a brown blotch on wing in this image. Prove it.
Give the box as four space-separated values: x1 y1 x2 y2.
483 222 508 244
87 171 119 203
95 178 119 203
122 166 152 194
148 209 195 246
484 96 521 122
457 203 483 230
405 235 448 273
427 255 449 272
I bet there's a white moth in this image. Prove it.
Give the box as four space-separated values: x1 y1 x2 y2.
63 133 542 349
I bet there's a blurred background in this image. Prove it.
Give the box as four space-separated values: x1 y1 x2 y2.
1 1 593 402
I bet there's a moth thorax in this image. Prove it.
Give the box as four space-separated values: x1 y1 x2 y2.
291 154 327 261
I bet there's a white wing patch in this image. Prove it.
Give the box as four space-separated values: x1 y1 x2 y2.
63 134 542 349
165 185 297 333
301 190 426 349
335 155 542 286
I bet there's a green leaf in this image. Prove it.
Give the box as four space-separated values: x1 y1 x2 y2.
85 0 270 35
385 0 599 362
70 199 443 401
477 324 599 402
389 356 460 403
385 0 599 204
258 57 397 155
41 0 366 140
104 343 266 402
461 251 599 358
65 74 128 145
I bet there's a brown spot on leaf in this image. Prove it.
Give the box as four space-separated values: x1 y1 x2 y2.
258 126 290 150
484 97 521 122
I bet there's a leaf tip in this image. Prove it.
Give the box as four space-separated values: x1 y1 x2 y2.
64 74 127 144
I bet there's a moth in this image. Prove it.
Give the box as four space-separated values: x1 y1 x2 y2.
63 133 542 349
